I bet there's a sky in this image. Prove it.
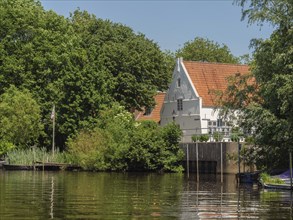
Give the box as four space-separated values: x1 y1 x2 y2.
40 0 275 57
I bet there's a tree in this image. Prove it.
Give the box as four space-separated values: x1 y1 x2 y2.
67 105 184 172
69 10 172 111
0 1 173 148
176 37 240 63
0 86 43 149
222 0 293 169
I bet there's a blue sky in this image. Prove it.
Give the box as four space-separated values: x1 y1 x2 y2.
40 0 274 57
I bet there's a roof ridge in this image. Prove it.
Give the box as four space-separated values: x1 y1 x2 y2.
183 60 248 67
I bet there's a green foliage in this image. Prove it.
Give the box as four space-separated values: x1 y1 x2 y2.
192 134 210 142
236 0 292 28
222 0 293 169
191 135 199 142
0 86 43 148
6 147 71 165
213 131 224 142
159 123 184 172
176 37 240 63
230 127 244 142
260 172 285 185
67 128 113 170
0 140 15 156
69 10 171 111
0 1 173 148
199 134 210 142
67 107 184 172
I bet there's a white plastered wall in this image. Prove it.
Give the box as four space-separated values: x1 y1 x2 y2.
160 58 202 142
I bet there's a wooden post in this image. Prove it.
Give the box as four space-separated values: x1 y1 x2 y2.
238 140 241 184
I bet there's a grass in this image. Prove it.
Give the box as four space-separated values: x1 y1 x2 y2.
260 172 285 185
6 147 73 165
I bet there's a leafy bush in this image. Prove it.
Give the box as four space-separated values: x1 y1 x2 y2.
260 172 285 185
191 135 199 142
0 86 44 148
67 128 114 170
192 134 212 142
67 107 184 172
0 140 15 156
213 131 223 142
199 134 210 142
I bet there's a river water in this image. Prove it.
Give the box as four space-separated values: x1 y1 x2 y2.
0 171 292 219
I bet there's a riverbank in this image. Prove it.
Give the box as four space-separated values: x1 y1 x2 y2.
2 162 82 171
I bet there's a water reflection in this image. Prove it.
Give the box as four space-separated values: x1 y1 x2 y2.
0 171 292 219
50 176 54 219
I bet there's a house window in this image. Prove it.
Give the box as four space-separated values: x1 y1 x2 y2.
208 120 217 134
177 99 183 111
143 107 153 116
177 78 181 87
217 119 223 127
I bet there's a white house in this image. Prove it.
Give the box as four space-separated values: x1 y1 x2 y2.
160 58 250 142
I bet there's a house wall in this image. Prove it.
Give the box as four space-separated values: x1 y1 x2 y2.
160 58 233 142
160 58 202 142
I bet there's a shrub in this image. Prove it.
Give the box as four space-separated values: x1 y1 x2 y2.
213 131 223 142
260 172 285 184
0 140 15 156
192 134 210 142
191 135 199 142
199 134 210 142
0 86 43 148
67 128 113 170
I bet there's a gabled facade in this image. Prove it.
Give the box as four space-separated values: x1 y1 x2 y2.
160 58 250 142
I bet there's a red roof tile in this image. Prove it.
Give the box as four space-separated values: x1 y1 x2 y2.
135 92 165 123
183 61 250 107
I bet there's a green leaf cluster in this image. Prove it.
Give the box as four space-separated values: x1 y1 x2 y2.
0 0 172 148
212 131 224 142
67 106 184 172
260 172 285 185
191 134 209 142
222 0 293 170
176 37 240 63
0 86 43 152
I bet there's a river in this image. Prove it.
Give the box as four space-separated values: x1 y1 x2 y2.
0 170 292 219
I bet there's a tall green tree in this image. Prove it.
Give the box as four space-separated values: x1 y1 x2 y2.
176 37 240 63
0 86 43 149
222 0 293 169
69 10 171 111
0 1 172 148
